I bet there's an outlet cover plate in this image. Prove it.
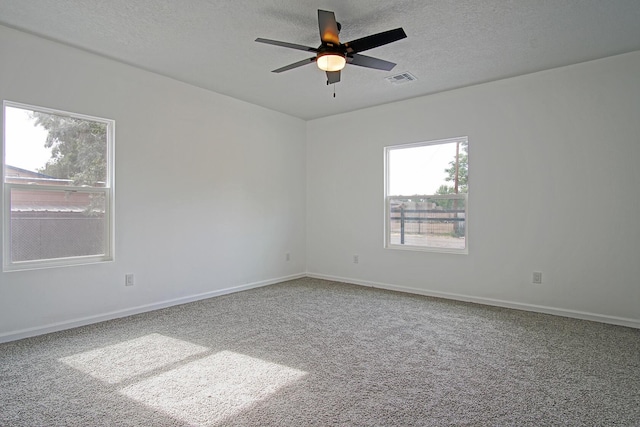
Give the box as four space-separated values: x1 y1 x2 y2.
125 274 135 286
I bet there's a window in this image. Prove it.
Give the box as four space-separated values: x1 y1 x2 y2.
2 101 114 271
384 136 468 253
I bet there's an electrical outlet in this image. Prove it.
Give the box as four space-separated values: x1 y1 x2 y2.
532 271 542 284
353 255 359 264
125 273 135 286
285 252 290 261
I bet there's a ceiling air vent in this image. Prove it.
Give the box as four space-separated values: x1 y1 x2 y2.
385 72 417 86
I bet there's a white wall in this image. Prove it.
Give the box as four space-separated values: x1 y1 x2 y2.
307 51 640 327
0 25 307 341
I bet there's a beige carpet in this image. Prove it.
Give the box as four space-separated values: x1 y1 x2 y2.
1 277 639 426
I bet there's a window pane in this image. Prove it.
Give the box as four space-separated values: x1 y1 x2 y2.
4 106 107 187
9 188 107 262
389 196 466 250
3 102 113 271
386 137 468 253
389 143 457 196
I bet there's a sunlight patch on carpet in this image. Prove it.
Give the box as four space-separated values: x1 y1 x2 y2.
59 333 209 384
119 350 307 426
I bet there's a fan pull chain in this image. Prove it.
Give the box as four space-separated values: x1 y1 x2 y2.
333 84 336 98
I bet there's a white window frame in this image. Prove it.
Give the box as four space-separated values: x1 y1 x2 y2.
2 101 115 271
384 136 468 254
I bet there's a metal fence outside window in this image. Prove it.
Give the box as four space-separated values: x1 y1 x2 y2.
388 195 466 250
10 211 106 262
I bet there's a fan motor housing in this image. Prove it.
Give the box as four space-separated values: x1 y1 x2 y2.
317 43 346 56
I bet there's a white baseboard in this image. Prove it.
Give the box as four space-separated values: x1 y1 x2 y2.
306 272 640 329
0 273 306 344
3 271 636 344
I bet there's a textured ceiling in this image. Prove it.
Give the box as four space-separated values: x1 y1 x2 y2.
1 0 639 120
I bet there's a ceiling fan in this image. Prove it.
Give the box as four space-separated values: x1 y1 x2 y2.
255 9 407 85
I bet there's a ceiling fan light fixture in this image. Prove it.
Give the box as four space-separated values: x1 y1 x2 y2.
316 52 346 72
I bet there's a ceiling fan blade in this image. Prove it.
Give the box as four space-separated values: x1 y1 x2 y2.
348 53 397 71
272 57 316 73
318 10 340 45
255 38 318 53
343 28 407 53
326 70 341 84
